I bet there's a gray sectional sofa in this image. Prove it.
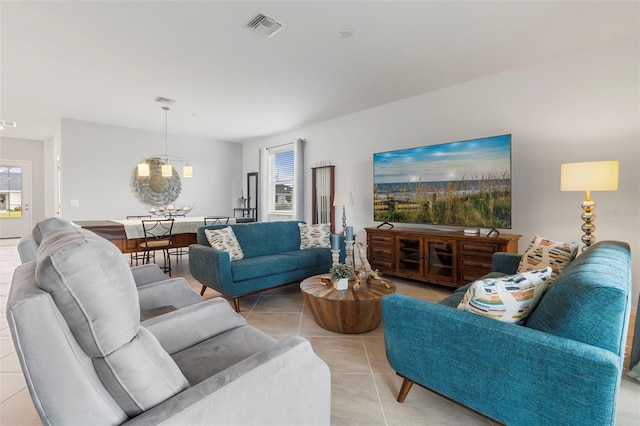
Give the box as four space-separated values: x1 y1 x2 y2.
189 221 344 311
7 225 331 425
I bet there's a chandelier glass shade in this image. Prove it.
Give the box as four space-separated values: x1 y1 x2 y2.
137 106 193 178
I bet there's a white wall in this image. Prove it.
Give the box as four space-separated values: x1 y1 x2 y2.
0 136 45 223
242 37 640 304
59 118 243 220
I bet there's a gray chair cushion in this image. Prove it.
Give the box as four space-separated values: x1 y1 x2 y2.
17 235 38 263
35 226 189 416
36 227 140 354
32 217 73 244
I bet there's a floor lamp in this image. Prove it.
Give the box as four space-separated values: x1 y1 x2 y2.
560 160 619 250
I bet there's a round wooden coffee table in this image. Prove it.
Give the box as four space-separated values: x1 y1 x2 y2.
300 275 396 334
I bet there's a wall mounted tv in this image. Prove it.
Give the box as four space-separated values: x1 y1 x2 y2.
373 134 512 229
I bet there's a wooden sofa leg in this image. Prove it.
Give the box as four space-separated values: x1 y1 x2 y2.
232 297 240 312
397 377 414 403
199 285 207 296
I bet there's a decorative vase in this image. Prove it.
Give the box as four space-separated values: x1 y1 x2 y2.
333 277 349 291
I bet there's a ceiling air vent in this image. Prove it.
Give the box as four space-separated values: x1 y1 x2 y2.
246 12 285 38
0 120 17 128
154 97 177 105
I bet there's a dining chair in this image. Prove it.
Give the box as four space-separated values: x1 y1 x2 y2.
204 216 230 225
140 218 174 276
165 214 188 262
126 215 152 266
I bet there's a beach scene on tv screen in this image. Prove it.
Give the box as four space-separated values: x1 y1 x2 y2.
373 134 511 228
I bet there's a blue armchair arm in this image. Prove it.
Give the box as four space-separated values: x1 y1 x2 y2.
382 293 622 426
491 252 521 275
188 244 234 295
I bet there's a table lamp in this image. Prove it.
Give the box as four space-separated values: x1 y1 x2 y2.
333 192 353 236
560 160 619 250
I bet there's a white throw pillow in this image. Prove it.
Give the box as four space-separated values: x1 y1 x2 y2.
204 227 244 261
457 267 553 324
298 223 331 249
517 235 579 284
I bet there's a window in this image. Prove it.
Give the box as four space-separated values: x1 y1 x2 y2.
0 166 23 218
259 139 304 221
270 149 294 212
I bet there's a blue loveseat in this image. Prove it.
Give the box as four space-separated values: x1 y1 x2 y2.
382 241 631 425
189 221 344 311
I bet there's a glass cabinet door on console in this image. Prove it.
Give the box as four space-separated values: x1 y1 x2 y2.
425 239 456 284
396 236 457 284
396 237 424 277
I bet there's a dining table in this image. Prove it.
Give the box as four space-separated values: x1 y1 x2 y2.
73 216 232 254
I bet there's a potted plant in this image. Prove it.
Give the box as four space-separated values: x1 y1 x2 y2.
329 263 352 291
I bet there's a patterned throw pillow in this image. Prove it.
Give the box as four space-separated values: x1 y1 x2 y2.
204 227 244 261
457 267 553 324
517 235 579 284
298 223 331 250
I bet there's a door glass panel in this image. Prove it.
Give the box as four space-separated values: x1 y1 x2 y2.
0 165 22 218
428 242 453 277
397 238 421 273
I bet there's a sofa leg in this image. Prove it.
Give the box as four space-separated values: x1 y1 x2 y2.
232 297 240 312
200 285 207 296
397 377 414 403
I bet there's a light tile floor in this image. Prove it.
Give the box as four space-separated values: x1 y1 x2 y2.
1 238 639 425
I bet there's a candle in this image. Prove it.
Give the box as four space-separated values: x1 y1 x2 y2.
167 205 174 211
345 226 354 241
331 234 340 250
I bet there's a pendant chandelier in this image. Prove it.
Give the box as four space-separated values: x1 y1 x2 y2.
137 106 193 178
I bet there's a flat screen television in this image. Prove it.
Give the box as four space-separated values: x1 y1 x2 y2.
373 134 512 229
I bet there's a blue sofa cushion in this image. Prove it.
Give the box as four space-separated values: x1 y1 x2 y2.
282 249 332 270
229 221 302 258
231 254 299 282
525 241 631 355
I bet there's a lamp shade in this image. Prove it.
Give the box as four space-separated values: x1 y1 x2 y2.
161 164 173 177
137 162 150 177
333 192 353 207
560 161 619 192
183 164 193 178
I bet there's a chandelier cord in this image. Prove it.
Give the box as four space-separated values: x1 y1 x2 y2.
163 106 169 163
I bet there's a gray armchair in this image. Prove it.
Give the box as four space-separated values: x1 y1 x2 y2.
7 225 330 426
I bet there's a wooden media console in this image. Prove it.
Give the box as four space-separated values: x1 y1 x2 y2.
365 227 521 288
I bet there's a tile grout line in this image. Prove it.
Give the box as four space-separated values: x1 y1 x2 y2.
362 335 389 426
298 296 306 335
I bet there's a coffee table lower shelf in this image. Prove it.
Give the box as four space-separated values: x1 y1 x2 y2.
300 274 396 334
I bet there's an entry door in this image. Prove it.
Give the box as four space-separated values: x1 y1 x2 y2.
0 160 32 238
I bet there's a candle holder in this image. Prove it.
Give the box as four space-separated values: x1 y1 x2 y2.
331 249 340 266
149 205 191 218
345 240 355 268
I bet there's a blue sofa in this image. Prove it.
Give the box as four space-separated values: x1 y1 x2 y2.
382 241 631 425
189 221 344 311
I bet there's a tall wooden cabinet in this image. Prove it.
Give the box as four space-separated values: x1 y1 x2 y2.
366 227 521 288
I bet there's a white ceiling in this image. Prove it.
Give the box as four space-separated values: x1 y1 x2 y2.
1 1 638 143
